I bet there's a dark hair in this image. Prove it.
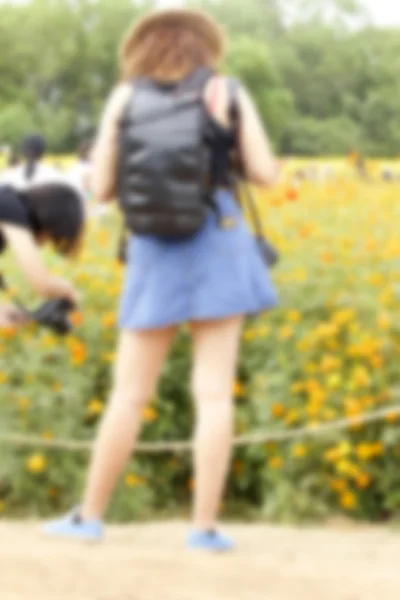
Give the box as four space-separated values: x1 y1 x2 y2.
21 134 47 181
23 184 85 256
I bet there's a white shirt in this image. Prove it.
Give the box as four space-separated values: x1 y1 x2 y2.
0 162 86 203
67 160 92 199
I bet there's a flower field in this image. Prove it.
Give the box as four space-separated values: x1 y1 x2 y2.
0 163 400 523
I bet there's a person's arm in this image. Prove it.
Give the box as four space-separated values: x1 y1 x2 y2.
237 86 279 187
0 304 27 328
0 224 79 304
91 84 132 203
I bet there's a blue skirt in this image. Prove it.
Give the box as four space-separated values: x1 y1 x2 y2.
119 189 278 330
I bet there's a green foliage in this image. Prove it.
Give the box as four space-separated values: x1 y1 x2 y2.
0 0 399 155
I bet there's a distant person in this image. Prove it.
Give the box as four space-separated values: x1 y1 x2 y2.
0 134 87 209
0 134 61 190
44 9 278 551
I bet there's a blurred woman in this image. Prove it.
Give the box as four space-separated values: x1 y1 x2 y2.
0 183 84 327
0 134 61 190
45 9 278 550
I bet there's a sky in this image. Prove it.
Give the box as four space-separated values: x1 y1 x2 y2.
6 0 400 27
364 0 400 26
159 0 400 26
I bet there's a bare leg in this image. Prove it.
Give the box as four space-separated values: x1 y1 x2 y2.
190 316 244 531
81 327 177 520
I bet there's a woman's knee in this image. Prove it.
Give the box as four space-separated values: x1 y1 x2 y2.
110 385 153 411
191 379 233 404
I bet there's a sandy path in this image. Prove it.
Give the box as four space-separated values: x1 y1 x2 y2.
0 520 399 600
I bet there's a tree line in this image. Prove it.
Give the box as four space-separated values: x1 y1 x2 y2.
0 0 399 156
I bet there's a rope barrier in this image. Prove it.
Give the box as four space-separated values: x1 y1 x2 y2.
0 405 398 454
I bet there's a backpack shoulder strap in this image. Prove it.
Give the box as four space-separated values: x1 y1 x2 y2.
179 67 215 95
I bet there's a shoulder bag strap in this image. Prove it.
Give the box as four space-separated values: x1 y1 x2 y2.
227 79 266 241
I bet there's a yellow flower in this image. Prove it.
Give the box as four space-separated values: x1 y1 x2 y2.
233 381 246 397
292 444 307 458
320 355 341 373
332 309 356 326
351 366 370 389
344 397 363 418
306 401 321 418
143 407 158 422
279 325 293 340
356 442 383 461
0 499 6 513
287 310 302 323
377 312 391 331
326 373 341 389
87 399 104 416
124 473 145 488
285 409 299 425
269 456 283 470
26 453 47 474
309 387 327 404
102 312 116 328
42 430 54 441
324 441 351 463
0 372 8 384
340 491 357 510
336 460 359 478
243 328 257 341
386 412 399 424
18 397 31 412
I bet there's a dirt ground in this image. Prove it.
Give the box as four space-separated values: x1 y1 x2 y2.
0 520 399 600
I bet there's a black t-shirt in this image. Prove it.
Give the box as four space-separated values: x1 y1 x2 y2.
0 186 31 254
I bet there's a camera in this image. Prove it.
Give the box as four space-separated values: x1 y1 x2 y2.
32 298 75 336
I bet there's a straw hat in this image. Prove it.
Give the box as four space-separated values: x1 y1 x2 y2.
123 9 226 63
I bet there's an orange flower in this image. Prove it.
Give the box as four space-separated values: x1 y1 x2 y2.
340 491 357 510
70 339 87 366
286 187 298 201
355 473 371 489
70 311 83 327
271 403 286 418
320 251 334 264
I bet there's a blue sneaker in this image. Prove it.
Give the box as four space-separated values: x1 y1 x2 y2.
43 508 104 542
187 529 235 552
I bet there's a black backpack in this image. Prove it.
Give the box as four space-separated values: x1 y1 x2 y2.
117 68 217 238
